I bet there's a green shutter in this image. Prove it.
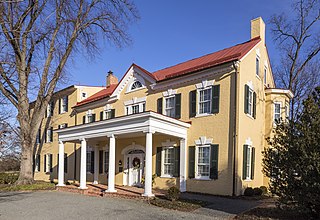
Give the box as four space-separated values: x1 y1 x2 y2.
100 111 103 121
50 127 53 142
91 151 94 173
65 96 68 112
175 94 181 119
58 98 61 114
188 146 195 178
110 109 115 118
92 114 96 122
189 90 197 117
157 98 163 114
99 150 103 174
251 147 255 180
44 155 46 172
244 85 249 114
253 92 257 119
212 85 220 114
38 155 40 172
210 144 219 179
64 153 68 173
173 147 180 177
156 147 162 176
49 154 53 172
51 101 54 116
243 145 248 179
82 115 86 124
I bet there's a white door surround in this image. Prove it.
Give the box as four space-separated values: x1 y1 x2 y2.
125 150 145 186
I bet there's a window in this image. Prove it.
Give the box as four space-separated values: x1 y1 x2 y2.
264 67 267 85
58 123 68 129
131 81 143 90
44 154 52 173
81 92 87 99
256 57 260 76
46 101 54 117
285 103 290 121
274 103 281 122
36 129 41 144
46 127 53 143
59 96 68 114
165 97 175 118
163 147 175 177
196 146 210 178
64 153 68 173
126 102 146 115
34 155 40 172
104 151 109 174
243 145 255 180
244 85 256 118
86 151 93 173
199 88 212 114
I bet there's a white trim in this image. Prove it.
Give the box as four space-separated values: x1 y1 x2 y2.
195 79 215 89
245 137 252 146
121 142 145 155
273 101 282 123
124 97 147 106
246 81 254 90
161 139 177 147
197 86 212 115
161 146 175 178
162 89 177 97
265 88 294 99
256 48 261 57
239 41 261 61
195 136 213 146
125 74 146 93
195 145 211 180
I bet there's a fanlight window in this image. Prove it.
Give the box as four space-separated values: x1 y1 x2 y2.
131 81 143 90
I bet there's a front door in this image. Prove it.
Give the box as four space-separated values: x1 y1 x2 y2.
126 150 145 186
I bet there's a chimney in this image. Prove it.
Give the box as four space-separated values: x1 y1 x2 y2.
106 70 118 87
251 17 265 44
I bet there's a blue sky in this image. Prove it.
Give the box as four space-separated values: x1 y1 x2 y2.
68 0 292 87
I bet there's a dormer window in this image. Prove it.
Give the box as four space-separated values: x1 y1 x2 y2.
131 81 142 90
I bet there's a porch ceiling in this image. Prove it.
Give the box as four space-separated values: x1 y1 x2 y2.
55 111 191 142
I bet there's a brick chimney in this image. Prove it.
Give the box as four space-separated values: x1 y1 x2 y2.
251 17 265 44
106 70 118 87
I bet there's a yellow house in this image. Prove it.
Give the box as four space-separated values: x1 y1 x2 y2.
34 17 293 196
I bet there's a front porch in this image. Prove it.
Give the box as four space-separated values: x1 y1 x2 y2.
55 111 191 197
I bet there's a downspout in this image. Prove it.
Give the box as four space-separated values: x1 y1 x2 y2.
232 61 239 196
74 110 77 181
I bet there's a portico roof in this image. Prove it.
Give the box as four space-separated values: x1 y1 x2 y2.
55 111 191 142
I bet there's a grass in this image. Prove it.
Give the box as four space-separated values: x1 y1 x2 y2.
0 181 56 192
149 196 207 212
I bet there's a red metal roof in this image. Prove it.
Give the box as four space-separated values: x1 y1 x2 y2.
153 37 261 81
75 84 117 107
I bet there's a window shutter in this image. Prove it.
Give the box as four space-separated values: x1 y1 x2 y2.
44 155 47 172
92 114 96 122
175 94 181 119
91 151 94 173
45 106 47 118
64 153 68 173
173 147 180 177
188 146 195 178
99 150 103 174
156 147 162 176
49 154 53 172
50 128 53 142
51 101 54 116
82 115 86 124
37 155 41 172
157 98 163 114
58 98 61 114
212 85 220 114
210 144 219 179
44 129 47 143
189 90 197 117
100 111 103 121
65 96 68 112
251 147 255 180
242 145 248 179
244 85 249 114
110 109 115 118
33 156 35 172
253 92 257 119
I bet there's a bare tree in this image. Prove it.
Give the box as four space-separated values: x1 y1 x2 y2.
0 0 139 184
270 0 320 120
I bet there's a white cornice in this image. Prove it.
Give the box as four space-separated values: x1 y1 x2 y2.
265 88 294 99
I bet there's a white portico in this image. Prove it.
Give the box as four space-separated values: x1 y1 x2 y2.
55 111 190 197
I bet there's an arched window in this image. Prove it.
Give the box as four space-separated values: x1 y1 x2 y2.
131 81 142 90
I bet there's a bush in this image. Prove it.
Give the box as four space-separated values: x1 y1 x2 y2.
260 186 268 195
244 187 254 196
253 187 263 196
167 186 180 201
0 172 19 184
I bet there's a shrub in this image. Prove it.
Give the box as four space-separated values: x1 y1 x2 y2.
167 186 180 201
253 187 263 196
0 172 19 184
260 186 268 195
243 187 254 196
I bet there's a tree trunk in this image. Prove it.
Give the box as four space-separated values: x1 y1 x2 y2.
16 138 34 185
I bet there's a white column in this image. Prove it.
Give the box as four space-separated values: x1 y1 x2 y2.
180 138 187 192
79 138 88 189
143 131 154 197
93 146 99 184
57 141 65 186
106 134 117 192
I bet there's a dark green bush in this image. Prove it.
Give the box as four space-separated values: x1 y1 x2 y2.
167 186 180 201
260 186 268 195
243 187 254 196
0 172 19 184
253 187 263 196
